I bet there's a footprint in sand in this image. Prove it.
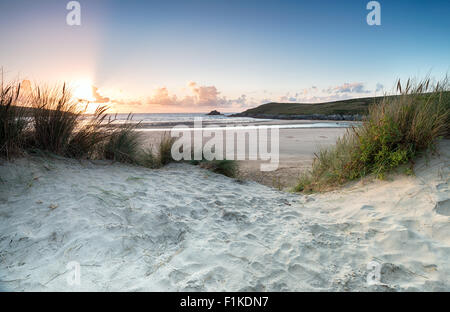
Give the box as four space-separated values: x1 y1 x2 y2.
434 199 450 216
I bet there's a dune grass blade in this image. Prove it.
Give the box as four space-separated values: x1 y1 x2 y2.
200 159 239 178
30 84 82 155
135 133 176 168
103 114 142 164
0 82 29 159
66 105 111 158
296 77 450 192
158 133 176 166
138 147 159 168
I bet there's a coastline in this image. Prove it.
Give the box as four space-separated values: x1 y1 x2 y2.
118 118 357 130
229 113 363 121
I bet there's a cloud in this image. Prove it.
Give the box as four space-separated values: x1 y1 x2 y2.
109 81 377 112
278 95 298 102
111 99 142 106
275 94 352 104
237 82 376 109
108 82 243 111
298 93 353 103
145 82 239 108
376 83 384 92
147 87 179 105
260 98 273 104
325 82 371 94
92 86 110 103
230 94 247 105
188 82 228 107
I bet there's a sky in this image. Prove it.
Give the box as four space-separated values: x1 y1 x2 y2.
0 0 449 113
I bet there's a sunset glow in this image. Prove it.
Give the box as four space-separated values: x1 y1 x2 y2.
1 0 449 114
72 79 95 103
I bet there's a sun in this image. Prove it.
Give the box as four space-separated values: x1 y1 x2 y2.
73 79 95 102
72 79 103 113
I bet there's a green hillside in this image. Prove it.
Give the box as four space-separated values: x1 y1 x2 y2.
232 96 391 117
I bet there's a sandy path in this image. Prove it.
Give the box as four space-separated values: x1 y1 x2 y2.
0 141 448 291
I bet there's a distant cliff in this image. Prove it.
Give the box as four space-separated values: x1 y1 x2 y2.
231 112 363 121
230 96 391 121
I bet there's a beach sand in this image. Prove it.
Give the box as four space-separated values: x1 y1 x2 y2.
138 119 350 189
237 127 348 189
0 141 449 291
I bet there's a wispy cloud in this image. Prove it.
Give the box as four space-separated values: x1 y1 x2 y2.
376 83 384 92
144 82 250 109
92 86 110 103
188 82 227 107
111 99 142 106
147 87 180 106
324 82 371 94
102 80 379 112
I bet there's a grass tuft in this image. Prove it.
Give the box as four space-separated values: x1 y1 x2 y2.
102 114 142 164
0 78 181 171
296 77 450 192
202 159 239 178
30 84 82 155
0 81 29 159
157 133 176 166
66 105 111 158
138 147 159 168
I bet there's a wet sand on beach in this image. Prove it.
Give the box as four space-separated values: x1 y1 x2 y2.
139 121 349 189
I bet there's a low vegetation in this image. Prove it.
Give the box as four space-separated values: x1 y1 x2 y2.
0 82 28 159
0 80 168 168
296 78 450 192
188 148 240 178
234 91 450 119
66 106 111 159
158 134 176 166
103 116 142 164
8 75 444 187
30 84 83 155
233 96 387 117
136 134 177 168
198 159 239 178
0 79 239 177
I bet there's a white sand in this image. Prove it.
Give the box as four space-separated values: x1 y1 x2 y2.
0 141 449 291
141 127 350 189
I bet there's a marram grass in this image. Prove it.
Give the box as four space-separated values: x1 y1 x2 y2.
296 78 450 193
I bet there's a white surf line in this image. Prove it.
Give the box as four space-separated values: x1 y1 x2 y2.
135 122 354 132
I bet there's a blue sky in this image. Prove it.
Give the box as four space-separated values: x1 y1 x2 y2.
0 0 449 112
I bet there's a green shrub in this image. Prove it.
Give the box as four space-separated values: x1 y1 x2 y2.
158 133 176 166
199 159 239 178
135 133 176 168
137 147 159 168
103 116 141 164
66 105 111 158
0 79 184 170
188 148 239 178
297 78 450 192
0 82 29 158
30 84 82 155
28 83 116 159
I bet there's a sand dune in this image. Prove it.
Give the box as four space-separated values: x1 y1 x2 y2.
0 141 449 291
